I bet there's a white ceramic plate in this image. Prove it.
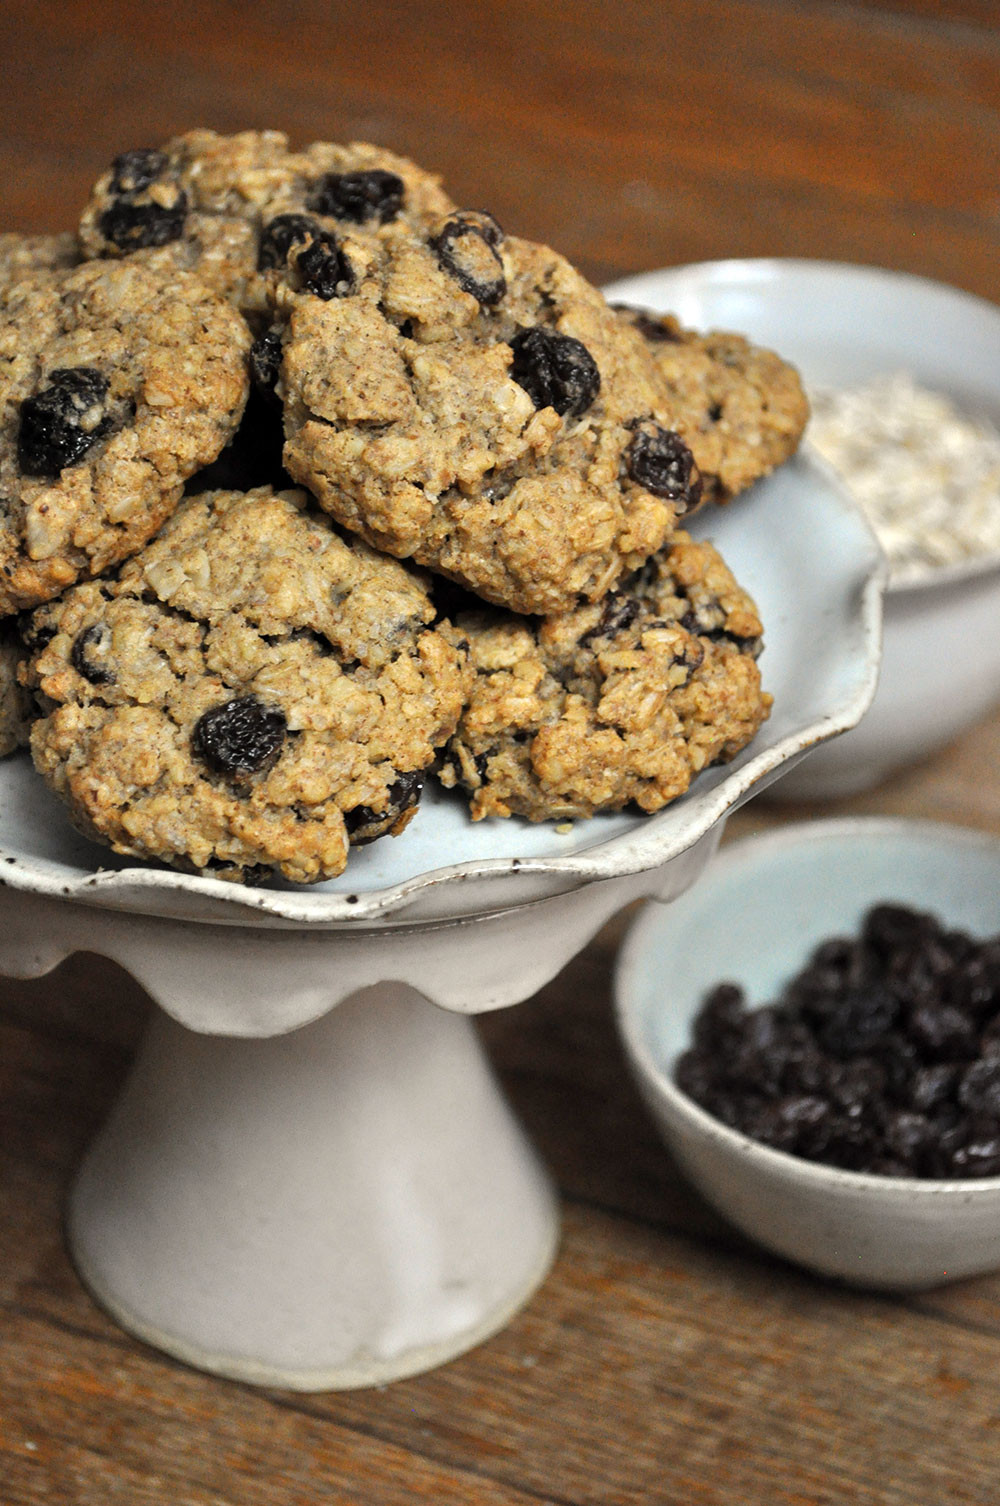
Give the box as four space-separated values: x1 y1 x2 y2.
0 271 885 928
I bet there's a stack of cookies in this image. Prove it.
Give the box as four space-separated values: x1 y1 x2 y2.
0 130 809 884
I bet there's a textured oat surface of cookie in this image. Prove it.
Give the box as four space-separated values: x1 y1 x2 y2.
79 130 454 317
438 531 771 821
277 222 703 614
0 258 249 615
618 307 809 504
24 486 471 883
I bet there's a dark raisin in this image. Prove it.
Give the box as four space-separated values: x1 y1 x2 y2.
908 1002 977 1060
294 232 355 300
250 329 283 403
191 695 287 779
611 305 682 343
70 623 116 686
18 368 115 477
307 169 404 224
958 1057 1000 1118
108 148 169 195
675 1050 719 1106
98 165 188 251
691 982 745 1053
811 936 858 972
826 1057 886 1112
910 1062 961 1113
580 592 641 645
949 952 1000 1018
772 1034 828 1097
16 612 56 652
863 903 936 962
344 771 424 845
508 327 600 418
883 1110 934 1166
625 424 702 511
775 1095 834 1156
829 1113 888 1171
925 1110 970 1176
431 212 506 305
950 1138 1000 1177
258 213 321 272
875 1032 922 1100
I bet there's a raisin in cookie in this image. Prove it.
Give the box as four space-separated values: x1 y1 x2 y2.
0 258 249 615
437 532 770 821
273 219 703 615
0 232 79 286
617 307 809 504
0 623 31 756
24 486 470 883
79 130 454 318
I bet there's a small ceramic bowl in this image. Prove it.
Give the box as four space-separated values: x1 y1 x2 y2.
604 260 1000 799
614 817 1000 1290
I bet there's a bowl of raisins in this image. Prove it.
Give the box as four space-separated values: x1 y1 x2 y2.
615 816 1000 1289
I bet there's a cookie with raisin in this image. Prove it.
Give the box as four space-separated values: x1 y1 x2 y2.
616 307 809 504
23 486 470 883
274 219 704 614
78 130 454 318
436 532 770 821
0 258 249 614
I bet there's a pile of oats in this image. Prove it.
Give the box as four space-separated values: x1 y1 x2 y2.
806 371 1000 585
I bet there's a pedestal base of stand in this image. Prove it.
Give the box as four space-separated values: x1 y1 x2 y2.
67 983 558 1390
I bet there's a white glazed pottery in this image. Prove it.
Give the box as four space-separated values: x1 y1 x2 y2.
0 326 884 1390
604 259 1000 799
615 818 1000 1290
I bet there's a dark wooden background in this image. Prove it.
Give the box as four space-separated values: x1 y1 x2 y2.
3 2 1000 1502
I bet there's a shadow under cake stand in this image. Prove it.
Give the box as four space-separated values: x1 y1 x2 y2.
0 447 885 1390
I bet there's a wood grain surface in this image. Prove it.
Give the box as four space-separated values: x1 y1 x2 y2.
2 2 1000 1502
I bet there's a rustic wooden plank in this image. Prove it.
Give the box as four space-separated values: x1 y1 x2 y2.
315 1205 1000 1506
0 1311 554 1506
5 1198 1000 1506
846 0 1000 26
0 0 996 295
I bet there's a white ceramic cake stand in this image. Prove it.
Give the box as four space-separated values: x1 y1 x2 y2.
0 435 885 1390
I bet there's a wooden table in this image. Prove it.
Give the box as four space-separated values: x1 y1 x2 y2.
3 3 1000 1501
